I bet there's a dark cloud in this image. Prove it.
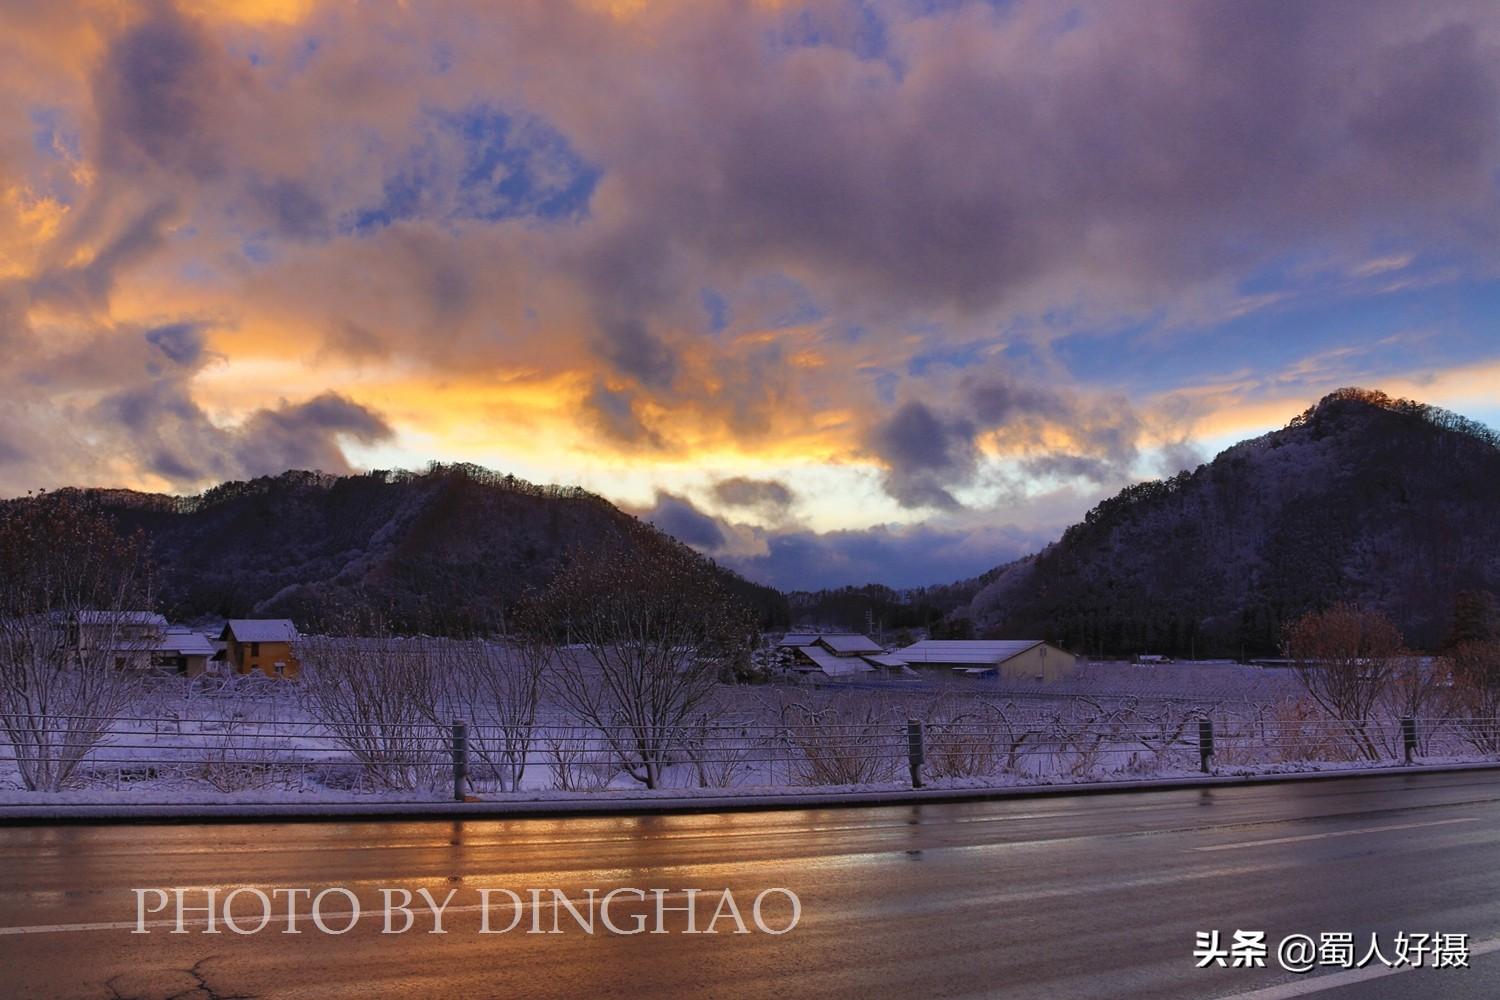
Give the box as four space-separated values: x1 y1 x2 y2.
231 393 393 476
866 401 976 510
248 176 330 242
594 317 678 391
1350 24 1497 181
967 377 1070 426
146 446 200 482
0 435 27 467
582 381 662 448
95 378 392 486
737 522 1045 592
565 2 1500 336
866 375 1146 507
633 488 1047 589
640 491 727 549
711 476 795 514
144 322 206 367
94 3 236 178
321 320 391 361
1157 439 1205 477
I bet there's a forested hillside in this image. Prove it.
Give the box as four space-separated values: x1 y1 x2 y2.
967 389 1500 656
22 465 789 634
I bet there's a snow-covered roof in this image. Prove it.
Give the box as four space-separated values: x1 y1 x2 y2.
222 619 299 643
890 640 1047 665
779 632 882 653
817 634 882 654
155 629 216 656
75 610 167 627
778 633 822 647
863 653 908 669
799 645 875 677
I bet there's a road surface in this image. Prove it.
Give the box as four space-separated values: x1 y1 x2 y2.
3 771 1500 999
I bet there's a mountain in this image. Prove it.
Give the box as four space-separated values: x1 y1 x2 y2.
966 388 1500 656
785 569 1012 635
31 464 789 634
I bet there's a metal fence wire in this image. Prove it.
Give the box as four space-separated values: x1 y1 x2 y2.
1 711 1496 798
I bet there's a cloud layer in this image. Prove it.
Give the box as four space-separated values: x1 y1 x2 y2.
3 0 1500 584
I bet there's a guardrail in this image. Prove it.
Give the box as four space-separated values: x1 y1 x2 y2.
0 714 1493 799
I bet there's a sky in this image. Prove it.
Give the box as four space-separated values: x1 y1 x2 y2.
3 0 1500 591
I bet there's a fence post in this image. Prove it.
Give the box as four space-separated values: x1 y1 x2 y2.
1401 717 1416 765
1198 718 1214 774
452 720 468 802
906 718 925 789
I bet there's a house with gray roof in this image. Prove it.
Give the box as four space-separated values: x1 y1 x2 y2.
886 639 1077 682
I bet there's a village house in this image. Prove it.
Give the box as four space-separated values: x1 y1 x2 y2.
218 619 301 678
151 627 217 678
777 632 886 678
70 610 169 671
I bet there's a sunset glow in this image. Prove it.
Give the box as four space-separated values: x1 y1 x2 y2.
4 0 1500 588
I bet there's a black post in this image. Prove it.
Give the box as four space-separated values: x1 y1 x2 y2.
1198 718 1215 774
906 719 925 789
1401 717 1416 765
452 720 468 801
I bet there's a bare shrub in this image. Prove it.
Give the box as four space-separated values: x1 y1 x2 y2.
681 720 756 788
447 639 545 793
1381 656 1446 755
923 712 1001 779
297 633 445 791
1126 702 1205 771
1047 698 1131 777
1263 699 1364 763
781 698 903 786
1449 641 1500 755
543 728 618 792
979 702 1053 774
186 715 296 792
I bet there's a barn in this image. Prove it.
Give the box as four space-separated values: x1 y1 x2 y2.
888 640 1077 682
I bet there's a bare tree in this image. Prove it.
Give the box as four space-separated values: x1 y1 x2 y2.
297 631 445 790
446 638 546 793
1286 603 1406 761
0 496 153 791
527 529 754 789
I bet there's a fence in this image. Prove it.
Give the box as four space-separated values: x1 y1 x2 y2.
0 713 1494 799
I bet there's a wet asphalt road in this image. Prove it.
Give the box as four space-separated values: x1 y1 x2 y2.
3 771 1500 999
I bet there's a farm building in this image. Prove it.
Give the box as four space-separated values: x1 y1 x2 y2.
888 640 1077 682
779 632 884 678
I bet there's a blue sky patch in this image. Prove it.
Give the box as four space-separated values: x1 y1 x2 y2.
351 105 599 233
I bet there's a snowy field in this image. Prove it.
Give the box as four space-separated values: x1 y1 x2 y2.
1 659 1493 805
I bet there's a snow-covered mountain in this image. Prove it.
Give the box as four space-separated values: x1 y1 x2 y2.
966 389 1500 656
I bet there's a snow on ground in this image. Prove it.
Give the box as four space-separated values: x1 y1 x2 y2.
0 663 1489 806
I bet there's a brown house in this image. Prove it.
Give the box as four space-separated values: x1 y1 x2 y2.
219 619 301 678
